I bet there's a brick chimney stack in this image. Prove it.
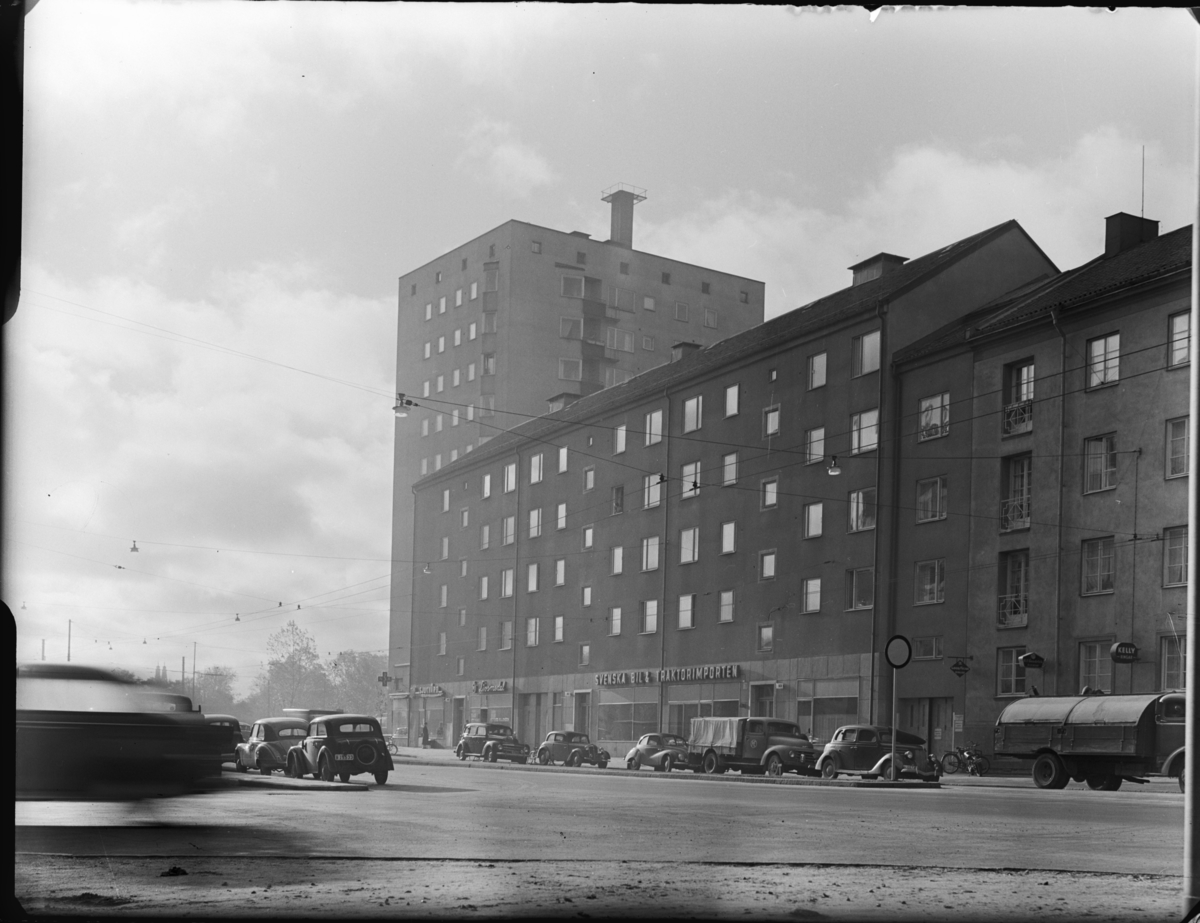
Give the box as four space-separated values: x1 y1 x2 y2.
602 183 647 249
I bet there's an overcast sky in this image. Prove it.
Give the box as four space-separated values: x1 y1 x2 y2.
6 3 1196 696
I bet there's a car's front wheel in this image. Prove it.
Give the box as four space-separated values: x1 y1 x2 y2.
455 744 467 761
1032 752 1068 789
820 757 839 780
287 754 304 779
537 749 551 765
235 755 248 773
374 770 389 785
485 746 498 763
662 754 675 773
630 753 642 771
319 753 335 783
597 760 608 769
766 754 784 778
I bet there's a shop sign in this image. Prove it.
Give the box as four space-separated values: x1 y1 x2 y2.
472 679 508 694
1110 642 1138 664
411 684 445 697
594 663 740 686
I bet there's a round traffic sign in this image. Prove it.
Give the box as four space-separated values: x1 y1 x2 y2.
885 634 912 669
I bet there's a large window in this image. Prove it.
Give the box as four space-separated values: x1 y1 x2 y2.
722 452 738 486
526 617 539 647
680 527 699 564
1079 641 1112 693
997 647 1027 696
916 476 947 522
721 521 736 554
610 607 622 636
641 600 659 634
1162 636 1186 690
611 545 624 575
1001 455 1032 530
1165 526 1188 586
643 474 662 509
1082 537 1115 595
645 410 663 446
918 393 950 441
914 559 945 605
763 405 781 437
681 462 701 499
1087 333 1120 387
846 567 874 609
683 396 703 433
805 427 825 464
804 502 823 538
1168 418 1189 478
1170 312 1191 368
1084 434 1117 493
851 409 879 454
719 590 734 623
725 384 739 417
801 578 821 614
808 352 827 390
642 536 660 572
848 488 876 532
998 549 1029 628
678 594 695 630
852 330 881 377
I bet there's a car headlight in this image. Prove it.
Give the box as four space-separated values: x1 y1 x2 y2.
904 750 914 760
789 750 798 759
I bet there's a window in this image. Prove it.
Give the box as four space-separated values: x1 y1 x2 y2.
484 267 499 291
852 330 881 377
722 452 738 486
611 485 624 514
739 290 749 304
1162 636 1186 690
760 550 777 580
549 558 563 587
915 559 945 605
642 336 655 351
1001 455 1032 530
438 632 447 656
642 600 659 634
918 393 950 440
998 549 1029 628
453 368 461 386
1087 333 1120 387
661 272 671 285
502 516 515 545
721 521 736 554
482 473 492 499
441 488 451 513
678 594 695 630
556 502 567 530
606 327 634 352
618 261 629 275
764 405 781 437
436 375 445 393
423 342 431 360
1082 537 1115 595
913 637 943 660
1167 418 1189 477
479 575 489 600
529 453 543 485
997 647 1027 696
439 584 447 608
503 462 516 493
438 336 445 353
643 295 656 312
683 396 703 433
470 281 478 300
529 508 542 539
501 620 513 650
1170 312 1191 368
1084 435 1117 493
501 568 514 598
681 462 700 499
757 624 774 652
456 288 463 307
560 317 582 339
424 303 432 321
559 359 582 381
724 385 739 418
804 502 823 538
808 352 827 389
1003 361 1035 434
481 313 497 334
440 536 450 560
801 578 821 614
846 567 874 609
642 536 660 571
579 644 590 666
848 488 876 531
614 424 627 455
611 546 624 575
916 477 947 523
420 458 428 475
675 302 689 322
645 410 663 445
719 590 734 623
1079 641 1113 693
482 354 496 376
553 615 564 643
526 617 539 647
583 466 595 491
761 478 778 509
477 626 487 651
422 380 430 398
805 427 825 464
469 323 477 340
480 524 490 550
558 445 568 473
581 586 592 607
582 524 593 549
610 607 622 636
435 414 444 433
643 474 662 509
1165 526 1188 586
527 240 540 254
704 309 717 329
851 409 879 453
451 409 459 427
680 527 699 564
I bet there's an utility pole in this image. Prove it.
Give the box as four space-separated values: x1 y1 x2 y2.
192 641 197 703
67 620 71 662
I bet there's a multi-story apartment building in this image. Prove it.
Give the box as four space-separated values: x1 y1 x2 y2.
388 187 766 740
891 214 1191 760
400 218 1057 752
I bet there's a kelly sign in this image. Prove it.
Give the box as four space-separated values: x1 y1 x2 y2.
1110 642 1138 664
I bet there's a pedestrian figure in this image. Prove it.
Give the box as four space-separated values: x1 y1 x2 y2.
421 722 429 748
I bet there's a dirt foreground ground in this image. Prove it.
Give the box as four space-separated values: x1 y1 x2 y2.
13 855 1181 922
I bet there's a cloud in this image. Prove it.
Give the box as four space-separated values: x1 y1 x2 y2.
457 118 558 199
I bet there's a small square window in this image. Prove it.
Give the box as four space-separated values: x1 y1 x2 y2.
576 251 586 265
760 550 777 580
662 272 671 285
643 296 656 312
531 241 542 254
619 262 629 275
739 291 749 304
701 281 711 295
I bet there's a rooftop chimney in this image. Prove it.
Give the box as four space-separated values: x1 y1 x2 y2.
602 183 647 249
671 341 703 362
1104 212 1158 258
848 252 908 287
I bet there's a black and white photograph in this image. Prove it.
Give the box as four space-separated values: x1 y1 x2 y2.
9 4 1199 921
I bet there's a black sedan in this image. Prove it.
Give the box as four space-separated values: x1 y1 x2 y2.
625 733 688 772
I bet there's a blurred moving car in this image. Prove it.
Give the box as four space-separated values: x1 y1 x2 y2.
816 725 941 781
286 714 394 784
535 731 610 768
454 723 530 763
625 732 688 772
16 663 225 800
205 714 245 764
235 717 309 775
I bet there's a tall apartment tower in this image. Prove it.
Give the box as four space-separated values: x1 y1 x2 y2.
387 187 766 738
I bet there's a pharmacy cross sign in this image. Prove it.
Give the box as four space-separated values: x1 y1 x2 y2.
377 672 392 688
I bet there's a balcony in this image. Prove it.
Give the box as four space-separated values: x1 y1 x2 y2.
1000 496 1030 531
998 594 1028 628
1003 400 1033 436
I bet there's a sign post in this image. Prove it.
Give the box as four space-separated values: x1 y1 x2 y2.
885 635 912 782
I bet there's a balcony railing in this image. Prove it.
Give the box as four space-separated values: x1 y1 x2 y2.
998 594 1029 628
1000 496 1031 531
1003 400 1033 435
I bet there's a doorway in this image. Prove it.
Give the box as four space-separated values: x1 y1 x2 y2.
573 692 591 737
452 698 465 746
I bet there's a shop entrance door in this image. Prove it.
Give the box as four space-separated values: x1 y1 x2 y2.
574 692 591 737
519 693 543 745
452 698 465 746
899 697 954 759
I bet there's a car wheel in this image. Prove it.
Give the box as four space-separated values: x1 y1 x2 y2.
456 744 466 761
631 753 642 771
701 751 720 775
259 765 272 777
884 761 902 782
374 770 388 785
820 757 839 780
766 754 784 778
565 752 579 768
1032 752 1068 789
626 759 636 771
597 761 608 769
486 746 498 763
941 753 961 775
537 749 551 765
319 753 335 783
338 772 351 783
235 755 248 773
662 754 674 774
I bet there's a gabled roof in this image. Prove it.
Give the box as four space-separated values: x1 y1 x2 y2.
895 224 1192 365
416 219 1036 486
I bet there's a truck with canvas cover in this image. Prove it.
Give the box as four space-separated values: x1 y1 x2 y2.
687 716 818 777
993 692 1184 791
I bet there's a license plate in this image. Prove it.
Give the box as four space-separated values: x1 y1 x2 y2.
334 754 354 761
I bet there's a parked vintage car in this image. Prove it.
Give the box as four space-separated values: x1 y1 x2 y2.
455 723 530 763
625 732 689 772
536 730 610 768
817 725 941 781
205 714 245 764
235 717 309 775
285 714 394 784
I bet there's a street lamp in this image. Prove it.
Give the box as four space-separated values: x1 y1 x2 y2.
827 456 842 476
393 393 416 417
